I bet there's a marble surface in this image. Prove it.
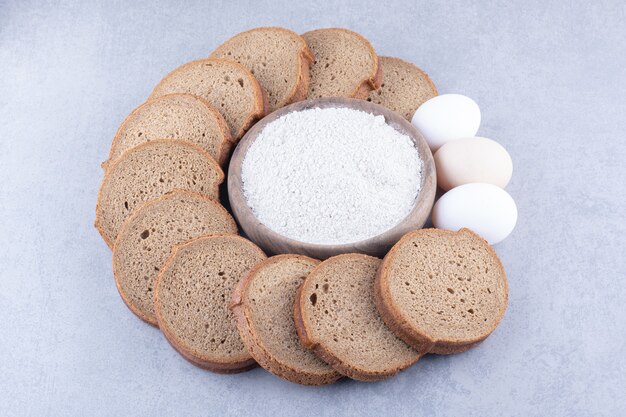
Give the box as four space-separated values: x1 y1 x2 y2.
1 1 624 416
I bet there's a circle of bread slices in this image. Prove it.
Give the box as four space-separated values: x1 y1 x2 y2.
96 26 508 386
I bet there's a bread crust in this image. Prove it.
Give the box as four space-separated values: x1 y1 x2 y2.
352 50 383 99
154 234 266 373
374 228 509 354
112 190 238 326
231 254 341 385
210 27 314 111
149 58 267 140
302 28 382 99
289 46 314 103
102 93 233 171
95 139 224 249
293 253 420 381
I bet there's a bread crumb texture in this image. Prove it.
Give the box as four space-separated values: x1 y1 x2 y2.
367 56 437 121
96 140 223 247
237 255 340 384
299 254 419 379
150 59 264 140
211 27 313 111
113 191 236 325
302 28 379 99
156 235 266 367
106 94 231 169
382 229 507 347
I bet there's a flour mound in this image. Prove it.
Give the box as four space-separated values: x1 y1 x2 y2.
242 107 422 244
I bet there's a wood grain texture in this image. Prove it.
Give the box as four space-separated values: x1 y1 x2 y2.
228 97 436 260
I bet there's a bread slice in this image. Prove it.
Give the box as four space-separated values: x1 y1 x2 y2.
95 140 223 248
154 234 267 373
113 191 237 326
103 94 232 171
301 28 382 99
294 254 420 381
231 255 341 385
210 27 314 112
374 228 508 354
149 59 268 140
367 57 437 121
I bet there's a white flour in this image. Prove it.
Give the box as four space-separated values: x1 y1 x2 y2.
241 107 422 244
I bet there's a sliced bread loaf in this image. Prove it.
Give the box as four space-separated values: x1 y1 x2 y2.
103 94 232 170
95 140 223 248
374 228 508 354
294 254 420 381
113 191 237 326
210 27 314 112
231 255 341 385
149 59 267 141
155 234 267 373
367 56 437 121
301 28 382 99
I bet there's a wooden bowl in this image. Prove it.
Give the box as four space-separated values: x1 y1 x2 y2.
228 97 436 260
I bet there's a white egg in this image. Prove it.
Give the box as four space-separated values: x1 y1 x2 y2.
434 137 513 191
432 183 517 244
411 94 481 151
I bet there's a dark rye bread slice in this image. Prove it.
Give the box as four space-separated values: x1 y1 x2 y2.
294 254 420 381
210 27 314 112
302 28 382 100
154 234 267 373
113 191 237 326
231 255 341 385
95 140 223 248
375 228 508 354
149 58 268 141
103 94 232 170
367 56 438 121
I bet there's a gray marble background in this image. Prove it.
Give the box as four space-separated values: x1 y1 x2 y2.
1 1 625 416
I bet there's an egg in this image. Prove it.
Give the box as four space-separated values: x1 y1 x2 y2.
434 137 513 191
411 94 481 151
432 183 517 244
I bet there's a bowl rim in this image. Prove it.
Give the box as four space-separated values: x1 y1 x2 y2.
227 97 437 257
